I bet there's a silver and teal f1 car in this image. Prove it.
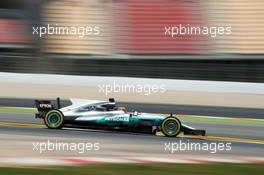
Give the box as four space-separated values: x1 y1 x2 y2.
35 98 206 137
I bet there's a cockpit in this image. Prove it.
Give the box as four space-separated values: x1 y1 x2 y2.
76 98 124 112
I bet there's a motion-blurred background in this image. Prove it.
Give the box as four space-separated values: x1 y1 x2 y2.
0 0 264 82
1 1 264 172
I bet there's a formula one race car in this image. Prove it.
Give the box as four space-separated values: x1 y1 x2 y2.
35 98 206 137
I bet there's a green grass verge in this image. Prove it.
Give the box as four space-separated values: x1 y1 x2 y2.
0 107 263 125
0 107 37 113
0 164 264 175
177 115 264 125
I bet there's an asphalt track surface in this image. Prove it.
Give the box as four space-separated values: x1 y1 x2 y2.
0 98 263 158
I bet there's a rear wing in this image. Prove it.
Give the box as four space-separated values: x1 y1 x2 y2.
35 97 61 118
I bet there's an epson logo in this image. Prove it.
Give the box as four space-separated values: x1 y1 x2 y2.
40 104 52 108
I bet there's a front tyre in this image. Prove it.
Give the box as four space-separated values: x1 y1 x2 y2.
161 116 181 137
44 109 64 129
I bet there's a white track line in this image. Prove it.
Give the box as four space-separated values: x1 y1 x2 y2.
0 156 263 166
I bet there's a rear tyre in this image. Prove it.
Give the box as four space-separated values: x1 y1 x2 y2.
161 116 181 137
44 109 64 129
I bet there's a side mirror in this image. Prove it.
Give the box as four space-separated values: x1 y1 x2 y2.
91 106 96 111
